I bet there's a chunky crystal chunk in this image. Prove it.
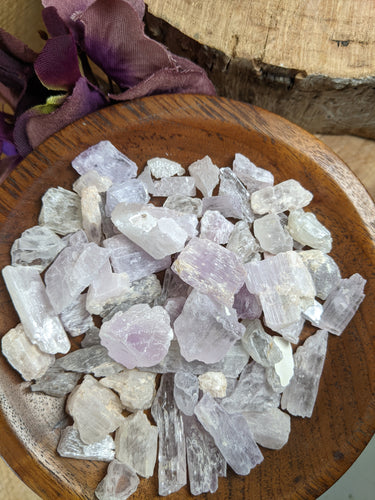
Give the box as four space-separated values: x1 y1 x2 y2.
174 289 245 363
80 185 103 244
172 237 245 306
195 392 263 475
251 179 313 214
198 372 227 398
163 195 203 217
66 374 124 444
188 156 219 197
60 293 94 337
57 426 115 461
30 367 81 397
115 411 158 478
11 225 66 272
151 373 187 496
100 370 156 411
242 408 291 450
233 284 262 320
147 157 185 178
100 304 173 369
137 165 154 193
202 194 243 219
281 330 328 417
233 153 274 193
219 167 254 222
72 169 112 195
173 371 199 415
105 179 150 215
2 266 70 354
253 213 293 254
95 460 139 500
163 296 186 325
72 140 138 182
287 209 332 252
1 323 54 381
299 249 341 300
200 210 234 244
152 176 196 197
226 220 259 263
54 345 123 377
266 337 294 392
39 187 82 235
241 319 282 367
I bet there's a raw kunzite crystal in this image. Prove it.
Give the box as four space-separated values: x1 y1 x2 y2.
31 367 81 397
184 415 226 495
105 179 150 215
72 169 112 195
111 203 198 259
299 250 341 300
2 265 70 354
253 214 293 254
54 345 123 377
153 176 196 197
80 185 103 244
137 165 154 193
199 210 234 244
219 167 254 222
172 237 245 306
147 157 185 178
174 289 245 363
72 140 138 182
1 323 54 380
303 300 324 324
163 195 203 217
173 371 199 415
198 372 227 398
251 179 313 215
287 209 332 252
241 319 282 367
188 156 219 197
241 408 291 450
57 426 115 461
115 411 158 478
226 220 260 263
39 187 82 235
194 392 263 475
157 268 191 303
81 326 100 347
233 153 274 193
281 330 328 417
275 316 305 344
317 274 366 335
266 337 294 392
163 296 186 325
100 303 173 369
60 293 94 337
233 284 262 320
103 234 170 281
100 370 156 411
202 194 243 219
66 374 124 444
151 373 187 496
11 225 66 272
95 460 139 500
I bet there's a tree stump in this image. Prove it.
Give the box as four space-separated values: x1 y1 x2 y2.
145 0 375 139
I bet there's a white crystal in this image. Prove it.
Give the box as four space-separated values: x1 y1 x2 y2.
80 185 103 244
95 460 139 500
242 408 291 450
251 179 313 215
39 187 82 235
253 213 293 254
303 300 324 324
137 165 154 193
105 179 150 216
188 156 219 197
288 209 332 252
241 319 282 367
57 426 115 461
163 194 203 217
147 157 185 178
299 249 341 299
219 167 254 222
173 371 199 415
152 176 196 197
233 153 274 193
226 220 259 263
266 337 294 392
198 372 227 398
200 210 234 244
72 169 112 195
100 370 156 411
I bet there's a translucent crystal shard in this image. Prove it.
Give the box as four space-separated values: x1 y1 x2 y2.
2 266 70 354
158 267 191 303
317 274 366 335
54 345 122 377
233 153 274 193
171 237 245 307
251 179 313 215
39 187 82 235
183 414 226 495
1 323 54 381
241 319 282 367
30 367 81 397
137 165 154 193
233 284 262 320
81 326 100 347
253 214 293 254
198 372 227 398
100 370 156 411
226 220 259 263
72 140 138 182
202 195 243 219
11 225 66 272
115 411 158 478
200 210 234 244
299 249 341 300
173 371 199 415
100 304 173 369
287 209 332 252
147 157 185 178
174 289 245 363
266 337 294 392
103 234 170 281
151 373 187 496
218 167 254 222
72 169 112 195
57 426 115 461
242 408 291 450
163 296 186 325
303 300 324 324
80 185 103 244
188 155 219 197
163 195 203 217
66 374 124 444
281 330 328 417
60 293 94 337
194 392 263 475
105 179 150 215
152 176 196 197
95 460 139 500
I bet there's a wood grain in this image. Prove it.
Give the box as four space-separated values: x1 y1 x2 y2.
0 95 374 500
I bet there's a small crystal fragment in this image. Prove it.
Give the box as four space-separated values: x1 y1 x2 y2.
198 372 227 398
11 225 66 272
157 268 191 303
226 220 259 263
105 179 150 215
147 157 185 178
219 167 254 222
172 237 245 306
60 293 94 337
100 370 156 411
137 165 154 193
163 296 186 325
274 316 305 344
287 209 332 252
242 408 291 450
57 426 115 461
54 345 123 377
30 367 81 397
188 156 219 197
80 185 103 244
266 337 294 392
95 460 139 500
151 373 187 496
1 323 54 381
115 411 158 478
202 195 243 219
194 392 263 475
173 371 199 415
81 326 101 347
66 374 124 444
253 213 293 254
241 319 282 367
233 284 262 320
233 153 274 193
72 169 112 195
39 187 82 235
299 249 341 299
152 176 196 197
303 300 324 324
100 304 173 369
72 140 138 182
281 330 328 417
163 194 203 217
2 265 70 354
200 210 234 244
251 179 313 215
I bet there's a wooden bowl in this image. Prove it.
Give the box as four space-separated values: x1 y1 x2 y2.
0 94 374 500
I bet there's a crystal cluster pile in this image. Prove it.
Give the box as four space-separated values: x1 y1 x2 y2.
1 141 366 499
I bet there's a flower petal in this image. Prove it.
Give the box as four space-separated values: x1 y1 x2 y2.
0 28 37 63
42 6 70 37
